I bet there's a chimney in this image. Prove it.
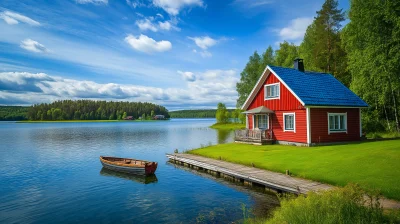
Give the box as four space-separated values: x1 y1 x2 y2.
294 58 304 72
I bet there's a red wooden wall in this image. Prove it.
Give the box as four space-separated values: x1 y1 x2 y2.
310 108 360 143
247 71 307 143
248 72 303 111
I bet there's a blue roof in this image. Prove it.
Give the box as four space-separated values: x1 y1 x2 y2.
269 65 368 107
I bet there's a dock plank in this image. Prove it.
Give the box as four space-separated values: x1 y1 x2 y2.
166 153 333 194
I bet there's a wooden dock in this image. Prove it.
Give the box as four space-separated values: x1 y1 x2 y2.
166 153 400 209
166 153 332 195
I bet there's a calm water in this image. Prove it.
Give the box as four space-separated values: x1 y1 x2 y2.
0 119 279 223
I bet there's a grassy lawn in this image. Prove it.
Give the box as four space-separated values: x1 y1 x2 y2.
210 123 246 130
189 140 400 201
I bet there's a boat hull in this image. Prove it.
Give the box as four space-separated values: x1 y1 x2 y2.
100 156 158 176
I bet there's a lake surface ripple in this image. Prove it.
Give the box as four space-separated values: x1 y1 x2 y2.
0 119 279 223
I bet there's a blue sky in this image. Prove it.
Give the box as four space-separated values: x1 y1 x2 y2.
0 0 349 110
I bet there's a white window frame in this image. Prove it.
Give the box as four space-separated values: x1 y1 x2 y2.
328 112 347 134
264 83 280 100
283 112 296 132
255 114 269 129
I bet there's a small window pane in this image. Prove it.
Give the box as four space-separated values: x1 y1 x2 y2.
265 84 279 98
329 114 347 132
284 114 294 130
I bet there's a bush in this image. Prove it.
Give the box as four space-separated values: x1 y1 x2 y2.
265 184 399 224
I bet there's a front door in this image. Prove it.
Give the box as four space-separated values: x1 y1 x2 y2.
254 114 268 130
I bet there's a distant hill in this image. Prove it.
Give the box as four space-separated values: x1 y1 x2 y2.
169 109 235 118
0 106 29 121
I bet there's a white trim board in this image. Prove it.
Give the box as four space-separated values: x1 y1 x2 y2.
306 107 311 144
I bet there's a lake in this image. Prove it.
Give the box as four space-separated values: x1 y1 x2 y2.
0 119 279 223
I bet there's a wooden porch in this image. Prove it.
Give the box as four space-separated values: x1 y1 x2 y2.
234 129 274 145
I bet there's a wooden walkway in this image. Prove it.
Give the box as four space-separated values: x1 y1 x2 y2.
166 153 400 209
166 153 332 195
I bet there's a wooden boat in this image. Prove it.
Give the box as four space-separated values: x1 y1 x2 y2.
100 168 158 184
100 156 158 175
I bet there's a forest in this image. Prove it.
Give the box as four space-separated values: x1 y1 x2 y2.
25 100 169 121
0 106 28 121
169 109 237 118
236 0 400 133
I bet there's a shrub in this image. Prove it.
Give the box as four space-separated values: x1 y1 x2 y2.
265 184 399 224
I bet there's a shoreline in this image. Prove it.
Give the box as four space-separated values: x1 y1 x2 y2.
186 140 400 202
16 119 169 123
209 122 245 130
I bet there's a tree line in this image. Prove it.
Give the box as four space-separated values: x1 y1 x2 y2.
0 106 28 121
26 100 170 121
215 103 245 124
236 0 400 133
169 109 240 118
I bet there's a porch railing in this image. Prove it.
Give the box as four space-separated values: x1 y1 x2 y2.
234 129 273 142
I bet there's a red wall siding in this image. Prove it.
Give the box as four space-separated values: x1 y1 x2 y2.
247 72 307 143
310 108 360 143
271 110 307 143
248 72 303 111
247 114 253 130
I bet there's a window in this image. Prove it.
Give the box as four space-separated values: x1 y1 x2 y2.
256 115 268 129
283 113 295 132
328 113 347 133
265 83 280 100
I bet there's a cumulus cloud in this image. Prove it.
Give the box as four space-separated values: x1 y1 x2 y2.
20 39 48 53
158 21 171 30
125 34 172 53
75 0 108 4
0 70 239 108
279 17 313 43
0 11 40 26
189 36 217 50
178 71 196 82
136 19 158 32
152 0 204 16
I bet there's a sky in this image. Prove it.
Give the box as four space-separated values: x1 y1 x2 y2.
0 0 349 110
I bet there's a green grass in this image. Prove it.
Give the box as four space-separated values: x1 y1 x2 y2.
264 184 400 224
210 123 246 130
189 140 400 200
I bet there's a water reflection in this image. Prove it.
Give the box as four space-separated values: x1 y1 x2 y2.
217 129 233 144
100 168 158 184
167 162 280 221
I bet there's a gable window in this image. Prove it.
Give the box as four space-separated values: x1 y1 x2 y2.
328 113 347 134
264 83 280 100
255 114 268 129
283 113 295 132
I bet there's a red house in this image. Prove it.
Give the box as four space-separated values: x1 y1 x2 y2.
236 59 368 146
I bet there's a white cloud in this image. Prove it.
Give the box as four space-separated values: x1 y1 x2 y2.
136 19 158 32
156 13 164 19
189 36 217 50
199 50 212 58
20 39 48 53
279 17 313 42
125 34 172 53
76 0 108 4
0 70 239 108
232 0 273 8
158 21 171 30
126 0 147 8
0 11 40 26
178 71 196 82
152 0 204 16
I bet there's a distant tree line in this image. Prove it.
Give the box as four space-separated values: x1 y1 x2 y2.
26 100 170 121
170 109 233 118
0 106 28 121
235 0 400 133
